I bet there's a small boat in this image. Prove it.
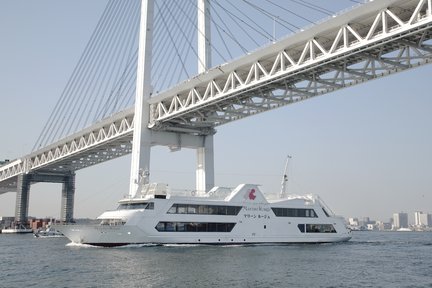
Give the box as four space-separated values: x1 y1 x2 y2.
34 227 64 238
396 228 412 232
1 224 33 234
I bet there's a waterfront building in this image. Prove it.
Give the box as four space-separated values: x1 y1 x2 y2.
393 212 408 229
414 211 432 227
348 218 359 226
376 221 392 231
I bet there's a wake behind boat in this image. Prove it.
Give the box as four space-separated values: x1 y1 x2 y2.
55 183 351 247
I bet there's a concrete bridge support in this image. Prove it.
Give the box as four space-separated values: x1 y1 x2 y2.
61 173 75 223
13 171 76 227
196 135 214 194
14 174 31 226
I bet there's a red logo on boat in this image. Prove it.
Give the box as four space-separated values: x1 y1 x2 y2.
243 188 257 201
248 189 256 200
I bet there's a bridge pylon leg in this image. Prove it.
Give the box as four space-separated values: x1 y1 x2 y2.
129 0 153 197
14 174 31 228
61 172 75 223
196 135 214 194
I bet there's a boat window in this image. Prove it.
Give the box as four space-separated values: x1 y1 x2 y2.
198 205 209 214
177 205 187 214
322 208 330 217
100 219 126 226
226 223 235 232
197 223 207 232
271 208 318 218
167 204 242 216
208 206 218 215
155 222 236 232
165 222 175 232
187 205 198 214
208 223 217 232
168 205 177 214
217 206 227 215
305 224 336 233
227 206 240 215
297 224 305 233
185 223 197 232
117 202 154 210
156 222 165 231
176 222 185 232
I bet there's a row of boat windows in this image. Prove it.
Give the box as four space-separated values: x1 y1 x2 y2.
297 224 337 233
271 208 318 218
155 222 236 232
100 219 126 226
117 202 328 220
167 204 242 216
117 202 154 210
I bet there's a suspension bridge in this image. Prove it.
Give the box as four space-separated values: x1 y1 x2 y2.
0 0 431 227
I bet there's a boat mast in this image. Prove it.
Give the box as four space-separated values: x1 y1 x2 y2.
279 155 292 198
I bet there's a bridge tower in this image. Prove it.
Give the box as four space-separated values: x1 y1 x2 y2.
129 0 215 197
129 0 154 196
196 0 215 194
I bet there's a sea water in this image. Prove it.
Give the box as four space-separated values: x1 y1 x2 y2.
1 231 431 288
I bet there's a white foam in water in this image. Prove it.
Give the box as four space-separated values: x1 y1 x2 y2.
162 244 202 248
66 242 101 248
115 243 160 249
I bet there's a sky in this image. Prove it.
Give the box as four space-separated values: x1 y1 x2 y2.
0 0 431 223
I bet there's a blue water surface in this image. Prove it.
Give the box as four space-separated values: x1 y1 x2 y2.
1 231 431 287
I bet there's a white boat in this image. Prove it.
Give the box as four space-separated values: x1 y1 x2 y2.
55 182 352 247
396 228 412 232
1 225 33 234
34 227 64 238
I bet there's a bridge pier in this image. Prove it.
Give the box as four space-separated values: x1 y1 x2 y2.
196 0 213 194
196 135 214 194
14 174 31 227
61 173 75 223
13 171 76 227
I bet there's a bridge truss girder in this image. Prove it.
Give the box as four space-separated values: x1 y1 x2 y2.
0 111 134 190
149 0 432 133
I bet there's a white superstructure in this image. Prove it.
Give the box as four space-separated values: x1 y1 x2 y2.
56 183 351 247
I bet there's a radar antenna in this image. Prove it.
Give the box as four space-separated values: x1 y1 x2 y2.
280 155 292 198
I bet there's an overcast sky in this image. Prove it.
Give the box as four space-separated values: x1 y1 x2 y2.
0 0 431 223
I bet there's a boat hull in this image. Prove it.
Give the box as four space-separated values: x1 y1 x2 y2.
56 224 351 247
